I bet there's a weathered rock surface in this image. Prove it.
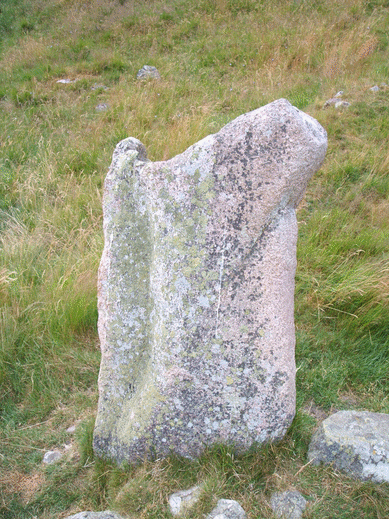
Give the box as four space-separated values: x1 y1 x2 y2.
323 90 350 109
308 410 389 483
136 65 161 80
93 99 327 463
42 450 62 464
207 499 246 519
64 512 125 519
270 491 307 519
168 485 201 516
95 103 109 112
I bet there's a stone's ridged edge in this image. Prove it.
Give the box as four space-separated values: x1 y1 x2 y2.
94 139 152 454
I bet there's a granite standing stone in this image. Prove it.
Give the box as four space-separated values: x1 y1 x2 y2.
94 99 327 463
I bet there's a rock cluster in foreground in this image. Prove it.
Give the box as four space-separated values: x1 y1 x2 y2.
65 410 389 518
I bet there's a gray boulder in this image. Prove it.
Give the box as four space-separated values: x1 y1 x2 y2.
308 410 389 483
270 491 307 519
207 499 246 519
94 99 327 463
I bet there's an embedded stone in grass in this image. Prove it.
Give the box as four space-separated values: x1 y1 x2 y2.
95 103 109 112
169 485 201 516
136 65 161 80
91 83 109 91
207 499 246 519
93 99 327 463
308 410 389 483
270 491 307 519
42 450 62 464
56 78 76 84
64 512 125 519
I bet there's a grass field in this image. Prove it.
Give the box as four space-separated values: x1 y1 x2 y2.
0 0 389 517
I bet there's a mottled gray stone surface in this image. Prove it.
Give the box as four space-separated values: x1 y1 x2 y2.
94 99 327 463
270 491 307 519
64 512 125 519
42 450 62 464
136 65 161 79
207 499 246 519
308 410 389 482
168 485 201 516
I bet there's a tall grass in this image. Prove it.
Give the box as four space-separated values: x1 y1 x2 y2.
1 0 389 517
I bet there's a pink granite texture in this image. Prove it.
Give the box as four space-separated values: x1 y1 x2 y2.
94 99 327 463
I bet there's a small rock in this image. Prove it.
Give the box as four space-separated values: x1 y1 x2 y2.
308 410 389 483
323 98 337 108
206 499 246 519
91 84 109 91
334 101 350 108
56 79 76 84
64 512 125 519
270 491 307 519
323 98 350 109
95 103 109 112
66 425 76 433
169 486 201 516
136 65 161 80
334 90 344 98
370 85 380 92
42 450 62 464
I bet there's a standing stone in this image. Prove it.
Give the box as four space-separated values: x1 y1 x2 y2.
308 410 389 483
93 99 327 463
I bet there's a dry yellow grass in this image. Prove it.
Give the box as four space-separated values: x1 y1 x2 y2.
0 470 46 504
0 35 50 73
